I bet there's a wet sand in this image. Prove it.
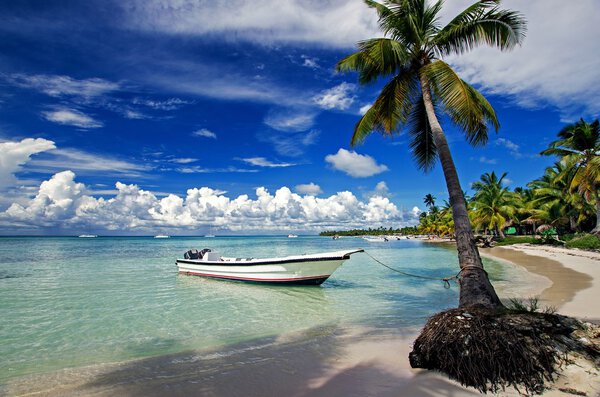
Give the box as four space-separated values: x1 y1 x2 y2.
482 244 599 321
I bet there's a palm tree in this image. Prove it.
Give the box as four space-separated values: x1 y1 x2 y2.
528 160 592 232
337 0 526 309
423 193 436 209
541 119 600 233
470 171 518 238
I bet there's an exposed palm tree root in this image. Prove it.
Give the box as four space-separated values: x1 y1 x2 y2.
409 308 600 395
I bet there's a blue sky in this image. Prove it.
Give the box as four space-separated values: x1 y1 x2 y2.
0 0 599 235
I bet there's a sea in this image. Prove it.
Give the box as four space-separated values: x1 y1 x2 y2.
0 235 533 385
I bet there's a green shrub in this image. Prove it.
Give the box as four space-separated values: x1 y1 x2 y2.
565 234 600 250
495 236 539 246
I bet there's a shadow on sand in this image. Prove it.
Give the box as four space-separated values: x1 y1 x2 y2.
4 324 481 397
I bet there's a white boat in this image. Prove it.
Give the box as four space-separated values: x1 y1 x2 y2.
287 234 298 238
176 248 364 285
78 234 98 238
204 234 216 238
154 235 170 239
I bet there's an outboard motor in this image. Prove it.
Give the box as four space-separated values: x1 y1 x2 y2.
199 248 211 259
184 249 199 260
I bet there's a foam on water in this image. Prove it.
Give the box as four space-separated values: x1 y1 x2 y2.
0 236 533 383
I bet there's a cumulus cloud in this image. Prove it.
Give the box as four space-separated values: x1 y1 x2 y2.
41 108 103 129
294 182 322 196
313 82 356 110
0 138 56 190
325 148 388 178
239 157 295 168
192 128 217 139
0 172 406 232
442 0 600 120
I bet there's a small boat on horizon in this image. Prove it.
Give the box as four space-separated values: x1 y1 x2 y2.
154 234 170 239
287 234 298 238
362 236 388 242
78 234 98 238
176 248 364 285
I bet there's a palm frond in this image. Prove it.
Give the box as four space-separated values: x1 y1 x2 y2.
337 38 412 84
423 60 499 145
434 0 526 56
351 71 419 145
407 95 438 171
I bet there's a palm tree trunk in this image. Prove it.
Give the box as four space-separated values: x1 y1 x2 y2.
419 73 503 310
592 188 600 235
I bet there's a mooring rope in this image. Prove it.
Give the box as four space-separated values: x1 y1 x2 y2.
363 250 488 289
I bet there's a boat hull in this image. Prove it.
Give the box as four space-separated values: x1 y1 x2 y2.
176 249 362 285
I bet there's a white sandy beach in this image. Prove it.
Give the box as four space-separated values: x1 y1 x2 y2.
4 243 600 397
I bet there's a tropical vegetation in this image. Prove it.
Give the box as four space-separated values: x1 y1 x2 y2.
414 119 600 244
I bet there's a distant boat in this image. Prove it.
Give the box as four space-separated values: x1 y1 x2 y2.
154 235 170 239
362 236 388 242
205 228 216 238
78 234 98 238
177 248 364 285
332 235 340 240
288 234 298 238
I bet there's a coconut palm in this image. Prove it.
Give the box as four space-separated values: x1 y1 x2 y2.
423 193 436 209
337 0 526 309
470 172 518 238
528 160 593 232
541 119 600 233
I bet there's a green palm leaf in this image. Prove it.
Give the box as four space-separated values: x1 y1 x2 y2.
423 60 499 145
435 0 526 56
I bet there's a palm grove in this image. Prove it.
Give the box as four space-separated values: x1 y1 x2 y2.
418 118 600 243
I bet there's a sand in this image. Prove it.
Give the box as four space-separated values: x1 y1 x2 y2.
4 243 600 397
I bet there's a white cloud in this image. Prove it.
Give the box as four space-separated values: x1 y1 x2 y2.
479 156 497 165
28 148 150 177
132 97 191 110
443 0 600 120
192 128 217 139
257 129 320 157
41 108 103 129
363 180 393 200
171 158 198 164
264 109 316 132
313 82 356 110
301 55 319 69
359 104 371 115
325 148 388 178
9 74 120 98
121 0 379 48
0 138 56 191
0 172 407 232
495 138 522 158
295 183 322 196
239 157 295 168
176 166 258 174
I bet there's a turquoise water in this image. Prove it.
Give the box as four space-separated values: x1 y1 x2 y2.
0 236 514 383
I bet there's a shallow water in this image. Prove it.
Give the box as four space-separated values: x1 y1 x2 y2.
0 236 530 383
